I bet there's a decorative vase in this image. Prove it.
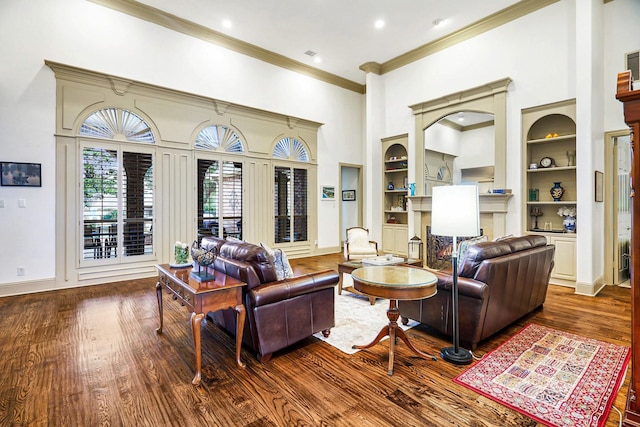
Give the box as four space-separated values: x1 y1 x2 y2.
550 182 564 202
563 215 576 233
174 242 188 264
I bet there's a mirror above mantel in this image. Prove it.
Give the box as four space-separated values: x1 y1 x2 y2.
409 78 513 240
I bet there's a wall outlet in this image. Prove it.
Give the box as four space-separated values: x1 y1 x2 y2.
17 267 25 276
314 240 318 246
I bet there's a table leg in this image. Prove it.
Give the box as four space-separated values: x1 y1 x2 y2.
352 299 436 375
388 323 396 375
234 304 246 368
190 312 205 386
338 271 344 295
155 281 163 334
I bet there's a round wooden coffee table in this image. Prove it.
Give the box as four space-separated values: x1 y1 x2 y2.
351 265 437 375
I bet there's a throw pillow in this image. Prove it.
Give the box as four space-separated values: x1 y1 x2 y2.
492 234 513 242
260 242 294 280
457 235 488 271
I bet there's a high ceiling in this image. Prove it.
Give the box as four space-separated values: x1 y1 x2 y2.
137 0 524 85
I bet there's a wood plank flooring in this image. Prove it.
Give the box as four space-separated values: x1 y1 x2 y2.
0 252 631 426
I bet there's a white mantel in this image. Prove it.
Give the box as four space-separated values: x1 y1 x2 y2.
408 194 513 239
408 194 513 213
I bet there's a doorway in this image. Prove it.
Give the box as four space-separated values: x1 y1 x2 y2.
605 130 631 287
339 164 363 249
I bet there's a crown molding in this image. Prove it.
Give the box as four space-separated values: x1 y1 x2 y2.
362 0 559 76
87 0 365 94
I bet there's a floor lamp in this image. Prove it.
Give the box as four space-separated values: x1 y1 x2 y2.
431 185 480 364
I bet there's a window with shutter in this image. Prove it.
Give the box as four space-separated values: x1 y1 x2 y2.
273 137 309 243
80 108 155 262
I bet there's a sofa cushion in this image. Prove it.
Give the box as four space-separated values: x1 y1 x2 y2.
202 236 278 284
458 240 511 278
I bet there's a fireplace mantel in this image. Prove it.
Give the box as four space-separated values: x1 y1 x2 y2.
408 194 513 213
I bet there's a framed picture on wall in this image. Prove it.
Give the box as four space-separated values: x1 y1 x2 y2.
595 170 604 202
1 162 42 187
321 185 335 200
342 190 356 201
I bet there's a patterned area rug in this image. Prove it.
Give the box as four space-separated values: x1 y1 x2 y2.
454 323 630 427
313 275 418 354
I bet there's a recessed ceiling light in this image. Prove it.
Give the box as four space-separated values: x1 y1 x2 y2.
222 19 232 28
374 19 385 29
314 57 322 64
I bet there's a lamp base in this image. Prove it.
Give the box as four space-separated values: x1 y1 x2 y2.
440 346 473 364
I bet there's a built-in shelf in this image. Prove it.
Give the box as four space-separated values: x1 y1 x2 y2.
527 134 577 144
527 201 577 205
527 166 576 173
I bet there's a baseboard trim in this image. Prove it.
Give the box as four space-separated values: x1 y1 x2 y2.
0 278 58 297
574 275 605 297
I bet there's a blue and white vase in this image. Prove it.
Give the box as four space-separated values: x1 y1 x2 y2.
563 215 576 233
550 182 564 202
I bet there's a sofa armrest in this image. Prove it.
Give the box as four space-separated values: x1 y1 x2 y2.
433 270 488 300
249 269 338 307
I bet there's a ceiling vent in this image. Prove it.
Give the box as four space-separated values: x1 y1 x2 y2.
304 50 317 57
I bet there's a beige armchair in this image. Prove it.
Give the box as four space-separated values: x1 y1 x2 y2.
344 227 378 260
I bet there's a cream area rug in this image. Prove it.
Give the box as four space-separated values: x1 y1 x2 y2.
313 274 419 354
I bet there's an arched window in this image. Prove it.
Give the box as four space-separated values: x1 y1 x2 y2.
79 108 155 262
195 126 244 239
194 125 244 152
272 137 309 161
272 137 309 243
80 108 155 143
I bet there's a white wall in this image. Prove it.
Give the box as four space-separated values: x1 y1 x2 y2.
0 0 363 286
368 0 640 289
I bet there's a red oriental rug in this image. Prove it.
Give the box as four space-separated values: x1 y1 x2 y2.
454 324 630 427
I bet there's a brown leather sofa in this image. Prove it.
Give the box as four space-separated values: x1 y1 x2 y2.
201 236 338 362
399 235 555 350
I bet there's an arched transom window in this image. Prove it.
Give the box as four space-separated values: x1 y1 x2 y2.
272 137 309 161
195 125 245 152
80 107 155 143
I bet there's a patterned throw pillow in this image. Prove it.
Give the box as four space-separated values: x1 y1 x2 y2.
457 235 488 271
260 242 294 280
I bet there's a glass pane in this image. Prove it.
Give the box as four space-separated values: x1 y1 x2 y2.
82 147 118 260
123 151 153 257
293 168 308 241
221 161 242 240
198 159 219 237
274 166 291 243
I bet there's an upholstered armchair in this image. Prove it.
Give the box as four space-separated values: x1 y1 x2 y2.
344 227 378 260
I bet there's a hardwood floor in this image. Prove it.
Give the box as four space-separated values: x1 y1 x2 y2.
0 252 631 426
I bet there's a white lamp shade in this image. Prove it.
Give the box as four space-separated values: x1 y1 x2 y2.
431 185 480 237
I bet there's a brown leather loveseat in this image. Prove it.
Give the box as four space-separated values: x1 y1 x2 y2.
399 235 555 350
201 236 338 362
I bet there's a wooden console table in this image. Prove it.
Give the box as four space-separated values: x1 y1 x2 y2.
155 264 247 386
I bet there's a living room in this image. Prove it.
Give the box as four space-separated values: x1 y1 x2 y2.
0 0 639 425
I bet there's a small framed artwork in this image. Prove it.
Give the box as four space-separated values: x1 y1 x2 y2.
321 185 335 200
342 190 356 201
595 170 604 202
1 162 42 187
